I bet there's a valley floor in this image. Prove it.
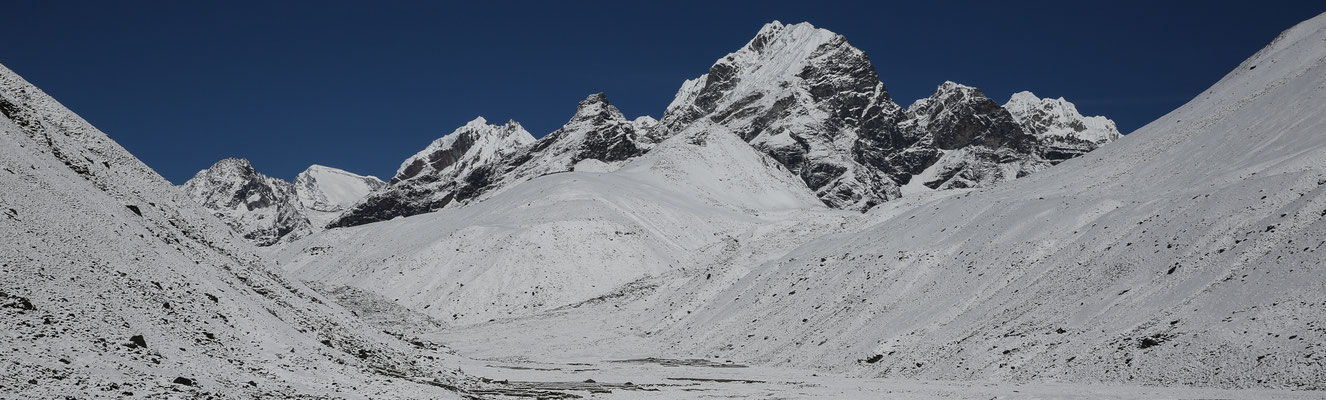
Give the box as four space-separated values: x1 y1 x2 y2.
433 322 1326 399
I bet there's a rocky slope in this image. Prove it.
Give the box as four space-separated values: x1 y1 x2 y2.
0 61 470 398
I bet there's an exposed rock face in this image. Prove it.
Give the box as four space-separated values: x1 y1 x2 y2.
391 117 534 184
660 22 1120 206
182 158 311 246
895 82 1048 191
658 21 906 210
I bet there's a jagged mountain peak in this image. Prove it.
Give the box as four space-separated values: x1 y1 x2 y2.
201 156 256 174
741 20 837 59
632 115 659 129
392 116 535 184
460 115 525 132
655 21 906 211
905 81 1034 151
183 158 312 246
910 81 989 109
568 92 629 125
1005 90 1121 144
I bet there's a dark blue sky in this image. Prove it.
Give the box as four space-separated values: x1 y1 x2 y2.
2 1 1323 183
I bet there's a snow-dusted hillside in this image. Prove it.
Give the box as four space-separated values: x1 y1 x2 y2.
275 119 838 325
0 62 471 397
627 12 1326 389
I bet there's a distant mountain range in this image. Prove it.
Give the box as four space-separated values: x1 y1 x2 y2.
184 21 1120 245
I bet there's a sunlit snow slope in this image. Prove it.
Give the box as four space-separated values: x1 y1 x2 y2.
276 123 836 325
0 62 465 398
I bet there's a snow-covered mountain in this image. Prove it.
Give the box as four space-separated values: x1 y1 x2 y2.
183 160 383 245
0 61 470 398
328 21 1119 228
1006 90 1122 160
663 21 1121 208
392 117 535 185
657 21 909 210
182 158 312 246
457 93 658 201
331 93 654 227
328 117 536 228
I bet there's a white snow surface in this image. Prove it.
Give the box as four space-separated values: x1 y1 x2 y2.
296 164 384 210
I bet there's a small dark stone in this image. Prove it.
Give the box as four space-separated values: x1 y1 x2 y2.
1138 337 1163 349
129 335 147 349
863 354 884 364
172 377 194 386
125 205 142 216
